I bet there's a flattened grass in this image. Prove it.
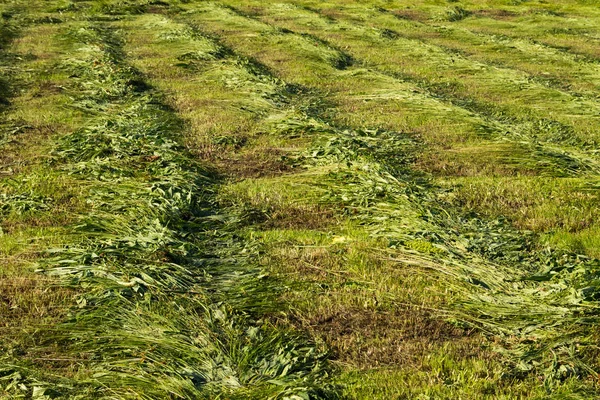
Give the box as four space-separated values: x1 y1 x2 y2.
2 8 338 398
170 2 600 396
2 0 600 398
117 8 525 397
443 176 600 257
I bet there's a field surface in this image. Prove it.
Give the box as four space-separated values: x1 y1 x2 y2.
1 0 600 398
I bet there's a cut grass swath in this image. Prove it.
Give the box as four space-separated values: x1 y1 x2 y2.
0 21 338 399
291 110 600 391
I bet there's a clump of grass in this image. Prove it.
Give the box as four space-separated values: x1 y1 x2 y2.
0 9 20 47
0 190 52 216
444 6 472 22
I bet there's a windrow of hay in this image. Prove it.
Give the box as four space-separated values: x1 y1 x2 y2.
1 17 338 399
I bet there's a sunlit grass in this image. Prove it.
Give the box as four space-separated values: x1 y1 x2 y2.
1 0 599 398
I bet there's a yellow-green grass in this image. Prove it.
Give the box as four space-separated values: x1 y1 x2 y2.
214 0 600 154
264 1 600 97
1 0 600 398
179 2 595 179
442 176 600 258
0 12 91 390
114 10 536 397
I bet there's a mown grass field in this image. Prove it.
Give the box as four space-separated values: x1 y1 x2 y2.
1 0 600 398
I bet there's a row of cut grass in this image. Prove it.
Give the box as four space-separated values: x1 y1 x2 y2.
0 6 93 396
168 1 600 396
180 1 600 181
1 4 339 397
114 8 561 398
2 0 599 398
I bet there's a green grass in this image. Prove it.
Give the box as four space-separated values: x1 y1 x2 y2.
1 0 600 398
2 8 335 398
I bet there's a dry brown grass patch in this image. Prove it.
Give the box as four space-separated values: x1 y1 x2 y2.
391 9 429 22
472 9 518 20
214 147 292 179
414 144 542 177
289 306 481 369
262 204 336 230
